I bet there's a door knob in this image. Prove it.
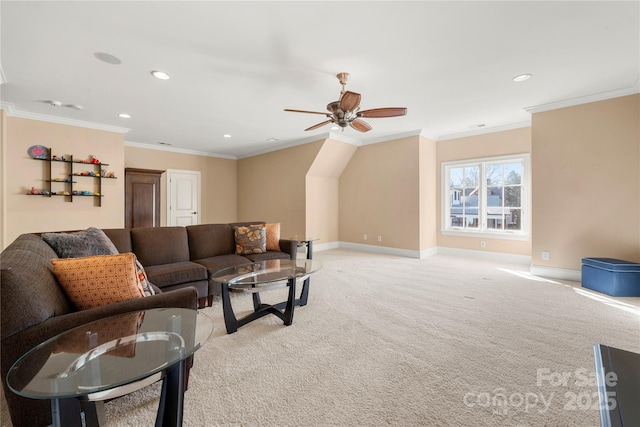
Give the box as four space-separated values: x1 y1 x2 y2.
191 212 197 214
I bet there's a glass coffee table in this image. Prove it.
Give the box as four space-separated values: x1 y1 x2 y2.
211 259 322 334
6 307 213 427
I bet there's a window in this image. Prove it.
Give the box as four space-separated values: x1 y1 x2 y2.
442 154 529 238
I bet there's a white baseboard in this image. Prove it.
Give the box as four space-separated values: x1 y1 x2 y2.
530 264 581 282
317 242 532 265
436 247 531 265
336 242 422 258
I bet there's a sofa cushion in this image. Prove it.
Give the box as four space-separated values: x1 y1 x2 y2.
265 223 281 251
234 224 266 255
102 228 133 253
243 251 292 262
131 227 191 266
142 261 208 288
193 254 254 274
52 253 145 311
186 224 235 260
42 227 118 258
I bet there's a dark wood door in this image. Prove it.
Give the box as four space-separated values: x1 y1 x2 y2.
125 168 165 228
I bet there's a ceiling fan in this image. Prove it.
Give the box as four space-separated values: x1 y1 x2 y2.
284 72 407 133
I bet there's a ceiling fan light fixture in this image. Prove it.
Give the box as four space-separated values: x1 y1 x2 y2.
285 72 407 133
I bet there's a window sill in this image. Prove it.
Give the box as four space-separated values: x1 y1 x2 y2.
440 229 530 241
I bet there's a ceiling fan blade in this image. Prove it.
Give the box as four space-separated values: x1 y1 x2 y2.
284 109 329 115
350 119 372 133
358 107 407 118
340 91 361 112
305 120 333 131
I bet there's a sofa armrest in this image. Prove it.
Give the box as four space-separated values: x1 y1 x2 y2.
278 239 298 260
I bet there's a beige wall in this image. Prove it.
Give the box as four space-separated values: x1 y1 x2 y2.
237 140 324 238
0 111 6 248
419 135 438 250
436 127 532 256
2 116 126 246
124 146 237 225
531 94 640 270
306 139 358 244
339 136 421 250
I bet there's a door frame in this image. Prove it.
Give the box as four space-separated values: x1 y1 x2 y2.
166 169 201 226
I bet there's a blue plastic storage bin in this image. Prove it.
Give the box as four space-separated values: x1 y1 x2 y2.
581 258 640 297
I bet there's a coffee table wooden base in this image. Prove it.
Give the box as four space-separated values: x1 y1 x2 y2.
221 277 298 334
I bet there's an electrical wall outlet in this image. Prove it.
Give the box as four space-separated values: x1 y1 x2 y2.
542 251 550 261
377 235 382 242
480 240 486 248
364 234 367 240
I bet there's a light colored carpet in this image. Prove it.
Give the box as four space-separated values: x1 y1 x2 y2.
3 249 639 426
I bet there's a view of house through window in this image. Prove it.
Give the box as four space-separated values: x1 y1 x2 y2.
443 155 528 236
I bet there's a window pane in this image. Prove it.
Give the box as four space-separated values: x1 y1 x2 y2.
463 166 479 186
487 186 503 208
449 167 464 187
486 164 502 185
506 208 521 230
504 163 522 185
504 186 521 207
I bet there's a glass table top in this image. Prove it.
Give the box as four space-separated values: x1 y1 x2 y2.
7 307 213 399
210 259 322 287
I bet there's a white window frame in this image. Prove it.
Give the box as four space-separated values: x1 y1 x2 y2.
441 154 530 240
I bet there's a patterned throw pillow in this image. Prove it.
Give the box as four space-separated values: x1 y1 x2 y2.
265 223 281 251
52 253 146 311
235 224 267 255
136 259 156 296
43 227 119 258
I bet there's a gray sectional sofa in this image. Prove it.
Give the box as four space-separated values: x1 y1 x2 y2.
103 222 297 308
0 221 296 426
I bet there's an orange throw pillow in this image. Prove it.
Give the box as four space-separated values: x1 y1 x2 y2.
52 253 145 311
265 223 281 251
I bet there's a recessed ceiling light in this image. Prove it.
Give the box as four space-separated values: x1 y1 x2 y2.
94 52 122 65
513 74 532 82
118 113 131 119
223 134 231 138
267 137 279 142
151 70 170 80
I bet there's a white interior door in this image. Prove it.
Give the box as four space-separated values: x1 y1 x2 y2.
167 169 200 226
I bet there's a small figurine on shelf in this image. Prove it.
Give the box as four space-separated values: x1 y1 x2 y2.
72 190 78 195
88 171 95 177
88 155 100 164
60 156 66 161
105 171 116 178
42 189 50 195
51 155 58 161
29 187 42 195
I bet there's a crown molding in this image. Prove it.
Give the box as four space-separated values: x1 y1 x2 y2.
437 121 531 142
524 85 640 114
361 129 426 145
1 102 130 134
124 140 236 159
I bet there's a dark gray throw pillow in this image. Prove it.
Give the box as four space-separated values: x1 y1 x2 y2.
42 227 118 258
